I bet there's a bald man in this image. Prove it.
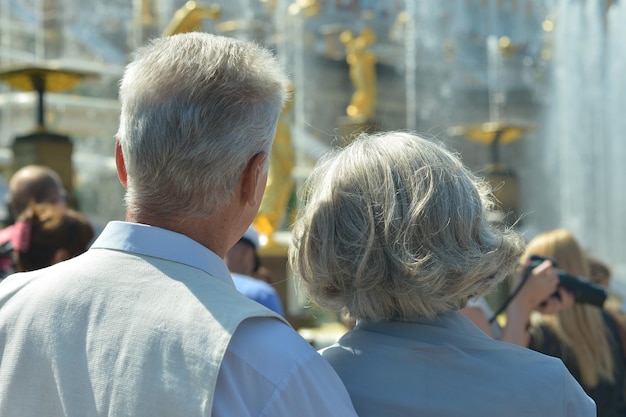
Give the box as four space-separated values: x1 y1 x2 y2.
8 165 67 218
0 165 67 278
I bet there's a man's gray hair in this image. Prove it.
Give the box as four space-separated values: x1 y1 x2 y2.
290 131 524 322
117 32 289 218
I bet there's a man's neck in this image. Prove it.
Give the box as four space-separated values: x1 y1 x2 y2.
126 211 234 258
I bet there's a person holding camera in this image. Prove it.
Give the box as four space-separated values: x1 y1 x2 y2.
523 228 626 417
290 131 595 416
461 256 574 346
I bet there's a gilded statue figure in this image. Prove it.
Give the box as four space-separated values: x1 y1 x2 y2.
340 27 377 120
253 90 295 242
162 1 221 36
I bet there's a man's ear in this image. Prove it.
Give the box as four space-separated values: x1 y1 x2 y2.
115 138 128 188
239 152 268 207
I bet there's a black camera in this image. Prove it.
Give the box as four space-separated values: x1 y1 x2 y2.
528 255 607 308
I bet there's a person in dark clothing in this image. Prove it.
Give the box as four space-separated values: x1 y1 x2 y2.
524 228 626 417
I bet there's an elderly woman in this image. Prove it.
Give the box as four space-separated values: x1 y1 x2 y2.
290 132 595 417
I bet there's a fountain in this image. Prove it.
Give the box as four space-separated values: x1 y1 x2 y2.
162 1 221 36
447 34 538 223
531 0 626 291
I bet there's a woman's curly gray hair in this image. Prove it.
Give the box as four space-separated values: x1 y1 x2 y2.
289 131 524 322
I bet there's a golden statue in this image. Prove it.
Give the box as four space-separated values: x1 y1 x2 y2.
253 87 295 243
340 27 377 120
162 1 221 36
288 0 321 17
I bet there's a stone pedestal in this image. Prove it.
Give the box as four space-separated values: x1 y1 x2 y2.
481 165 518 314
11 130 76 207
482 164 518 223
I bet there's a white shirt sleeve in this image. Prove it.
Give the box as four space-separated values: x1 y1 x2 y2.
213 317 358 417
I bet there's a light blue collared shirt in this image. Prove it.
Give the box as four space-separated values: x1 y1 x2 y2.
91 221 233 287
322 311 595 417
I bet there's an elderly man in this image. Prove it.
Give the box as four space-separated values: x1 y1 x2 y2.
0 33 358 417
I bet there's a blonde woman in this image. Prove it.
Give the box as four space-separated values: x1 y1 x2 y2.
525 229 626 417
290 131 595 417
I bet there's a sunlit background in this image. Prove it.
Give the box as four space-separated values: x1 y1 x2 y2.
0 0 625 325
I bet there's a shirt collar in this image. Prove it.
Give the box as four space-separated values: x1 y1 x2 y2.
90 221 234 288
356 311 490 341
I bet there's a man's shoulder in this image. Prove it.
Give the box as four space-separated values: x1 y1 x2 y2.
231 315 309 353
228 316 320 374
217 317 359 417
